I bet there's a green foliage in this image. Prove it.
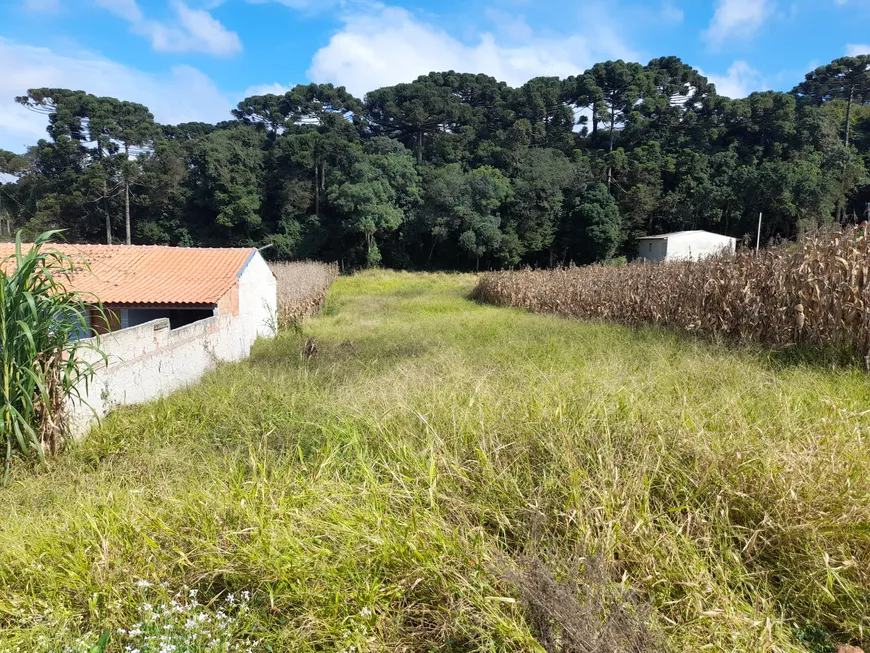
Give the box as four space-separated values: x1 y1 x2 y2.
0 231 104 480
6 56 870 267
565 182 622 262
365 240 382 267
328 139 419 260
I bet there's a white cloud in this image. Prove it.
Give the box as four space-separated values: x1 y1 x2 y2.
846 43 870 56
242 82 294 97
22 0 61 12
0 38 235 152
705 61 766 98
96 0 242 55
245 0 339 9
484 10 534 42
660 1 684 23
95 0 143 21
308 5 640 98
705 0 772 44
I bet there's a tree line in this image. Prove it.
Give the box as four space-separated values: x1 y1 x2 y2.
1 55 869 269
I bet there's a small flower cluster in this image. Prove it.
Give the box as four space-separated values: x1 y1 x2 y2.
3 584 260 653
336 607 376 653
116 585 257 653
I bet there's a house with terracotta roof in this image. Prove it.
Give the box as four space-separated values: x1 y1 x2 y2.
1 242 278 435
0 243 277 337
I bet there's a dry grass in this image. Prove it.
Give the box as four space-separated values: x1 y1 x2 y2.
500 553 664 653
270 261 339 328
474 226 870 363
1 271 870 652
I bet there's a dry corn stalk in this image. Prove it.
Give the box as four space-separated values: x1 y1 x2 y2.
270 261 339 329
473 225 870 362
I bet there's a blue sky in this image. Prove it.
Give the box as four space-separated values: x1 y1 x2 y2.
1 0 869 152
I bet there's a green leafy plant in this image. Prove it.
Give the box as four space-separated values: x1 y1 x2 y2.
0 230 105 480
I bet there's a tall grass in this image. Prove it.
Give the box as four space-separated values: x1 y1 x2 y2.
0 231 103 479
474 226 870 363
270 261 339 328
1 271 869 652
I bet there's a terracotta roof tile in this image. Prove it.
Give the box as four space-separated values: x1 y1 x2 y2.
0 243 257 305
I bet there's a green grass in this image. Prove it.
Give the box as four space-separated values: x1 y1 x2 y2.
2 270 870 652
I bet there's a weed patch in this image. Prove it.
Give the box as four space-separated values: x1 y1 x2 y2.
0 271 868 652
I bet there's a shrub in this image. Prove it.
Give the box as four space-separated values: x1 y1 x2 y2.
270 261 339 329
474 225 870 363
0 231 104 479
500 554 664 653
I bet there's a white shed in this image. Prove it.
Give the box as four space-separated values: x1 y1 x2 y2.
636 230 736 262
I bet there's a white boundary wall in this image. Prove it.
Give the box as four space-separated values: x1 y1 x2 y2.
70 307 273 436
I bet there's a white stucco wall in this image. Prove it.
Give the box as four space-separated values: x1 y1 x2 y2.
665 232 736 261
68 253 277 436
237 250 277 341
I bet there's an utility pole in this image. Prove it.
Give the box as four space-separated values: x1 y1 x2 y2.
756 212 763 253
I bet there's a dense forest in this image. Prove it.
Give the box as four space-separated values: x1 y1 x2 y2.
1 55 869 269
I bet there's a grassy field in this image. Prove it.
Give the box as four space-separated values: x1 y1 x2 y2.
1 271 870 652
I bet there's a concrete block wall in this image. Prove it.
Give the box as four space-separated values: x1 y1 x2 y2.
69 312 254 435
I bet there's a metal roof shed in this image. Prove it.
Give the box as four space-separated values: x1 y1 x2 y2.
635 230 736 262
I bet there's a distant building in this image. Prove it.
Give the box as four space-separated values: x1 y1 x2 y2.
635 230 736 262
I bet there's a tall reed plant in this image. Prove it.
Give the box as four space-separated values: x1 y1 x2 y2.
0 231 104 480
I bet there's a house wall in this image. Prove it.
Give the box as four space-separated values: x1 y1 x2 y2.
666 233 736 261
237 251 277 340
637 239 668 262
68 253 277 436
216 284 239 316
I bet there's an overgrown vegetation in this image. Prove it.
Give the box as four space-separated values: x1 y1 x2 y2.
475 225 870 364
0 231 103 480
270 260 339 328
2 56 870 269
1 271 868 652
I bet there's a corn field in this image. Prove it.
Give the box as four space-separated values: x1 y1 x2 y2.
270 261 339 328
474 225 870 362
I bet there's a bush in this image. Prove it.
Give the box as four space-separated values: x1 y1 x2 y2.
0 231 104 479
